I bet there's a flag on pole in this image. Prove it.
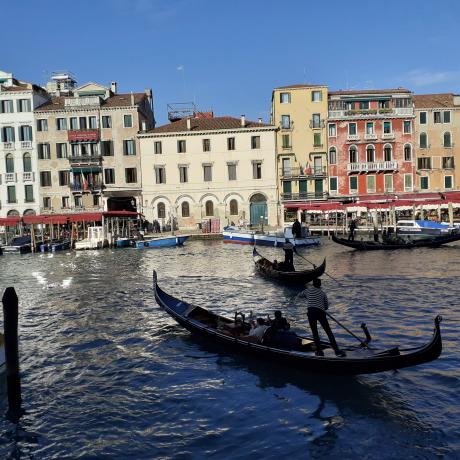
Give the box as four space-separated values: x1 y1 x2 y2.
81 169 87 192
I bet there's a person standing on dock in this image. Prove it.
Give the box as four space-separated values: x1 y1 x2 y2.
348 219 357 241
299 278 345 357
292 219 302 239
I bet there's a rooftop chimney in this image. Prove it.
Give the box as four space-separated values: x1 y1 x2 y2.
258 118 263 124
130 92 135 105
186 118 191 130
111 81 117 93
240 114 246 127
141 120 147 132
454 95 460 106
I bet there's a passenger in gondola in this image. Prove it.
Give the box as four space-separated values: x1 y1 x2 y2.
299 278 346 357
249 317 270 343
271 310 290 331
292 219 302 239
283 239 295 271
268 310 300 349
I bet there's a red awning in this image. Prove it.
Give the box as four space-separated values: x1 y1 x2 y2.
68 212 102 222
46 215 70 225
23 215 46 224
0 216 21 226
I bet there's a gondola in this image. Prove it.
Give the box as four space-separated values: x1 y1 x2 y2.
153 271 442 375
253 247 325 285
331 232 460 250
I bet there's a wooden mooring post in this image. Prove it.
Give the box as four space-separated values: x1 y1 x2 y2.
2 287 22 421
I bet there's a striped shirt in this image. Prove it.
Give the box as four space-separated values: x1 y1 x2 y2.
299 286 329 311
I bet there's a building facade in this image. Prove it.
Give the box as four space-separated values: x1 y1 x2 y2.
327 89 415 198
0 70 49 218
413 93 460 193
139 115 279 230
34 78 154 214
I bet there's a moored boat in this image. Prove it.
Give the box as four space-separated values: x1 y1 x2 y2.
136 235 188 249
153 271 443 375
2 236 32 254
396 220 455 238
116 237 135 248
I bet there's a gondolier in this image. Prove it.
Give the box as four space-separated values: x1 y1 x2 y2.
299 278 345 357
283 239 295 271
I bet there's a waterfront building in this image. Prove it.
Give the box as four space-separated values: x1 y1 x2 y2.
327 88 416 198
34 74 154 214
139 114 279 230
413 93 460 193
0 70 49 218
271 84 329 219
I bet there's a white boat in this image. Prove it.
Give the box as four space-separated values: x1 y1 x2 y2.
75 226 105 250
396 220 454 238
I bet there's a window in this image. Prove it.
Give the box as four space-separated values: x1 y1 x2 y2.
37 119 48 132
434 111 441 124
74 195 82 208
443 132 452 148
123 115 132 128
384 174 393 192
89 116 97 129
203 164 212 182
403 120 411 134
313 133 322 147
379 100 390 109
349 176 358 193
227 137 235 150
56 143 68 159
328 124 336 137
366 145 375 162
312 113 321 128
158 203 166 218
179 165 188 183
24 185 34 203
348 123 357 135
420 133 427 148
123 139 136 155
102 116 112 128
329 147 337 165
202 138 211 152
155 166 166 184
17 99 31 112
43 197 51 209
93 194 100 206
104 168 115 184
177 140 186 153
154 141 162 154
79 117 87 130
101 140 113 156
56 118 67 130
229 199 238 215
404 144 412 161
418 157 432 169
252 161 262 179
329 177 338 193
62 196 70 208
384 144 392 162
359 101 369 110
281 134 291 148
251 136 260 149
445 176 453 189
442 157 454 169
7 186 16 203
420 176 429 190
70 117 78 130
366 122 374 134
404 174 413 191
40 171 52 187
2 126 15 142
0 100 14 113
38 143 51 159
383 121 392 133
205 200 214 216
59 170 69 186
19 125 33 141
312 90 322 102
5 153 14 173
349 146 357 163
228 163 237 180
23 153 32 172
443 111 451 123
366 175 376 193
181 201 190 217
420 112 427 124
281 115 291 129
280 92 291 103
125 168 137 183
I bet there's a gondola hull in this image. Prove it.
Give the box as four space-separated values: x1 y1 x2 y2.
153 271 442 375
253 247 326 284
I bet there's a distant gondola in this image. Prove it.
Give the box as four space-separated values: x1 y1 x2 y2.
153 271 443 375
331 232 460 250
253 247 325 285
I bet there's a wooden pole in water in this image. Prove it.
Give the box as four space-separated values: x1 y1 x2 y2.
31 224 36 253
2 287 22 421
448 202 454 227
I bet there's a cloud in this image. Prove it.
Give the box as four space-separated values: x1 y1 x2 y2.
405 69 460 87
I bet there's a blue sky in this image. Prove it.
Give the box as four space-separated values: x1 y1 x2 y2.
3 0 460 124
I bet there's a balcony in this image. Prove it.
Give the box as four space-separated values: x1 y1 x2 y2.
328 107 414 119
22 172 34 182
279 121 294 130
20 141 32 149
364 133 377 140
5 173 16 183
71 181 103 193
347 134 360 141
69 154 102 165
309 120 325 129
382 132 395 140
68 129 100 142
3 142 14 150
281 192 329 202
347 161 398 173
281 166 327 179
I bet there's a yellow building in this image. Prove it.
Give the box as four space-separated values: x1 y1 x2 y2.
271 84 329 219
413 94 460 192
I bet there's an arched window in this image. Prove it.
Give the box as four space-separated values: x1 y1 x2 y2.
366 145 375 162
383 144 392 162
181 201 190 217
205 200 214 216
229 199 238 215
420 132 427 149
23 153 32 172
157 202 166 218
404 144 412 161
349 145 357 163
5 153 14 173
444 132 452 148
329 147 337 165
7 209 19 216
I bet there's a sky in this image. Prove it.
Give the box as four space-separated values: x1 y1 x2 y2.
2 0 460 125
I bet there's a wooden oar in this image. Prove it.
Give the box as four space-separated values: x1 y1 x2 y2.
325 311 372 348
294 251 342 285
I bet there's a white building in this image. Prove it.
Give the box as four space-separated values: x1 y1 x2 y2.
0 70 49 218
139 115 279 230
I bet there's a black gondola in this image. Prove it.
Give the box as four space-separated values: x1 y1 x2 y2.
253 247 325 285
331 232 460 250
153 271 442 375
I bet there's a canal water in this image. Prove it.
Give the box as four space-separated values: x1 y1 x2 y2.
0 239 459 459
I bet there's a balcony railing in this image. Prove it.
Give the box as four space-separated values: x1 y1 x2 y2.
5 173 16 183
3 142 14 150
382 132 395 140
281 192 329 201
21 141 32 149
69 154 102 164
328 107 414 119
279 121 294 130
22 172 34 182
364 133 377 140
71 181 103 192
281 166 327 178
309 120 325 129
347 134 360 141
347 161 398 173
